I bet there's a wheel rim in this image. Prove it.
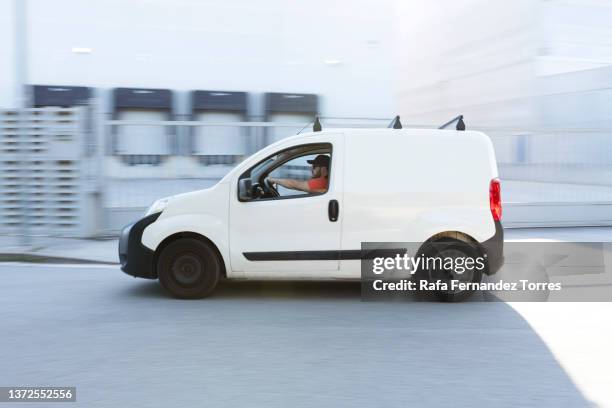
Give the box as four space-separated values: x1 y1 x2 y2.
428 248 476 293
171 253 203 286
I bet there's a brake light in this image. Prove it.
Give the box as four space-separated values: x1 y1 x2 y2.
489 178 502 221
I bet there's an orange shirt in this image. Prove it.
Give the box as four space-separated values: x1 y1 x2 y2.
308 177 328 192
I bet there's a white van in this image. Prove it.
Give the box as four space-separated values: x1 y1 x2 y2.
119 124 503 301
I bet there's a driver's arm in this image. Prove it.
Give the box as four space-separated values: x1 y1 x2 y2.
268 177 311 193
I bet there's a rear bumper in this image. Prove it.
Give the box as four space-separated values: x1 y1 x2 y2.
118 212 161 279
482 221 504 275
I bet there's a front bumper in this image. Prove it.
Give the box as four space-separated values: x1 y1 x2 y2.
482 220 504 275
118 212 161 279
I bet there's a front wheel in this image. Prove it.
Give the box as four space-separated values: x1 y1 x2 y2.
157 238 221 299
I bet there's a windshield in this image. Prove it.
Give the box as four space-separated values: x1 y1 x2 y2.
250 157 275 180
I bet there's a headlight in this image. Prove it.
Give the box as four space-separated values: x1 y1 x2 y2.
145 197 170 216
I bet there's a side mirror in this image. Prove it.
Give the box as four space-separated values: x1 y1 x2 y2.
238 178 253 201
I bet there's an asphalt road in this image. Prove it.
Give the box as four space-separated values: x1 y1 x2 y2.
0 263 606 407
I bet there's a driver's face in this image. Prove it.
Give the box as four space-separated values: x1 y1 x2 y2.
312 165 321 178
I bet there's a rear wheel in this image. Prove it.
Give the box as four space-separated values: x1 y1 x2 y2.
157 238 221 299
413 239 484 302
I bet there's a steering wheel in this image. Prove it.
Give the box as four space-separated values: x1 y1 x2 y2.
264 177 280 198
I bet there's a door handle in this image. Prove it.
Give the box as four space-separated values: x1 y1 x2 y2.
328 199 339 222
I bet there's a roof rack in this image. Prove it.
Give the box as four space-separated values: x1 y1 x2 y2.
296 116 322 134
387 115 402 129
439 115 466 131
297 114 406 134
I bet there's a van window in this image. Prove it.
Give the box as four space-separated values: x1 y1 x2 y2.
239 143 332 201
269 152 329 197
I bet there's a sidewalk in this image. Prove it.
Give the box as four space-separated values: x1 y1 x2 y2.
505 226 612 242
0 236 119 264
1 226 611 264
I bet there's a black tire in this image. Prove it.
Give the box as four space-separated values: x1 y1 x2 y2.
157 238 221 299
413 239 484 302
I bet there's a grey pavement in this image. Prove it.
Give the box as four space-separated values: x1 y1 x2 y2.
505 226 612 242
0 263 598 407
1 226 612 265
0 236 118 264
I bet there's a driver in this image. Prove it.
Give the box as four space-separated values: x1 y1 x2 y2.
268 154 330 194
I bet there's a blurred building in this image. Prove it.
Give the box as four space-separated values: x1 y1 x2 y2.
0 0 396 116
0 0 400 235
396 0 612 128
396 0 612 227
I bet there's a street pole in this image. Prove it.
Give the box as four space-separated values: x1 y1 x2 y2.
14 0 30 245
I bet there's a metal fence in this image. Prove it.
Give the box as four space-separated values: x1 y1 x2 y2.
2 108 612 237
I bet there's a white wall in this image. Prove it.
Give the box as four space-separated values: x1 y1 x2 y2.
396 0 612 128
537 0 612 76
1 0 397 118
395 0 539 127
0 0 16 108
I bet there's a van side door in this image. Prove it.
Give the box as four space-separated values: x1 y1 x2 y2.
228 134 345 278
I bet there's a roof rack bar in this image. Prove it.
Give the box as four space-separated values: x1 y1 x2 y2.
387 115 402 129
296 116 322 134
439 114 466 131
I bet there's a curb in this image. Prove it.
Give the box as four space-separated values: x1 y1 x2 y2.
0 253 119 265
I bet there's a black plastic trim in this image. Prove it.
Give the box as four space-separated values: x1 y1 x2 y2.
243 249 406 261
243 224 504 272
118 212 162 279
481 220 504 275
328 199 339 222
